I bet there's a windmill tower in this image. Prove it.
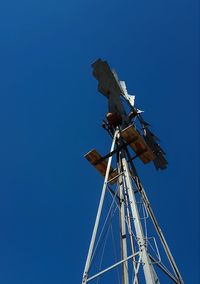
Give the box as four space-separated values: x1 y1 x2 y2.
81 59 183 284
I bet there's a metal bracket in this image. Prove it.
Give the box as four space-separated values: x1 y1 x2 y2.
94 137 145 166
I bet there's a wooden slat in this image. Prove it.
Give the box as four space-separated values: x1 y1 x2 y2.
121 125 156 164
84 149 118 184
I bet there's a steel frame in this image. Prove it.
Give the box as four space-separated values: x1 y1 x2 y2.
81 130 184 284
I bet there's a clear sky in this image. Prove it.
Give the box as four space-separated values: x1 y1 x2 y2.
0 0 199 283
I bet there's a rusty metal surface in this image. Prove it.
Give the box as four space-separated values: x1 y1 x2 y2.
85 149 117 184
121 125 156 164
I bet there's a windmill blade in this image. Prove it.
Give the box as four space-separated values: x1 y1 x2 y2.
145 127 161 142
143 127 168 170
153 154 168 170
139 116 167 170
138 114 151 126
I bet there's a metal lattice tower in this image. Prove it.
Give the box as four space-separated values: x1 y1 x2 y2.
81 59 183 284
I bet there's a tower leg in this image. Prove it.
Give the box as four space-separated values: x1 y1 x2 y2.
123 181 139 284
127 151 184 284
118 160 129 284
81 130 118 284
121 152 158 284
137 178 183 284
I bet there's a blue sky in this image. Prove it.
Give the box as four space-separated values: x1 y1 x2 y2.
0 0 199 283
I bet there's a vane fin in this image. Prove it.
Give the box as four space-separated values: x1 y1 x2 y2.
120 81 136 107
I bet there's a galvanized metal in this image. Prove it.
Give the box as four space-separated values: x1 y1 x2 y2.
121 153 159 284
87 252 139 283
118 159 129 284
81 130 118 284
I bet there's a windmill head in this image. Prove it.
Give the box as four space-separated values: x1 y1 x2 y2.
91 58 168 170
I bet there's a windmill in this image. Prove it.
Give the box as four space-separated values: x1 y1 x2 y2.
81 59 183 284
